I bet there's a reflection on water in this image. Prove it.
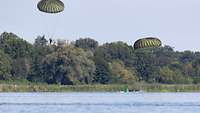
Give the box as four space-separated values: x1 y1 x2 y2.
0 93 200 113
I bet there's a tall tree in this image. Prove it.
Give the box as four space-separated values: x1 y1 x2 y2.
94 56 111 84
94 41 135 66
75 38 98 51
38 46 95 85
109 60 138 84
34 35 48 47
0 50 11 80
0 32 33 79
0 32 33 58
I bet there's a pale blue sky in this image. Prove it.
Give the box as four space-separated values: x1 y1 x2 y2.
0 0 200 51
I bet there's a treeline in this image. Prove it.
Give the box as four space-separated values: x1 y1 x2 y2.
0 32 200 85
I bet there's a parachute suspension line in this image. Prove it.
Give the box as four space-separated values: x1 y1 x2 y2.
37 0 65 41
38 12 54 40
65 0 70 9
48 15 61 40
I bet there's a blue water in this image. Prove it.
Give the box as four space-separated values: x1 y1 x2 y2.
0 92 200 113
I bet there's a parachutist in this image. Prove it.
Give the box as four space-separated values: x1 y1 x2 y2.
49 38 53 45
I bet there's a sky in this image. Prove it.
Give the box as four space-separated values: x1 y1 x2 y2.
0 0 200 51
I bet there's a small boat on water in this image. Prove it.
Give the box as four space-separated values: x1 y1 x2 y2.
119 85 144 93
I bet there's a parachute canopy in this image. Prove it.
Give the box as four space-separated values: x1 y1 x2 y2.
134 37 162 49
37 0 65 13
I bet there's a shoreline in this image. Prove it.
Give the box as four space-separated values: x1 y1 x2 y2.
1 84 200 92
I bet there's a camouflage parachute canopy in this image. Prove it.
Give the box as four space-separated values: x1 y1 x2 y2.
134 37 162 49
37 0 65 13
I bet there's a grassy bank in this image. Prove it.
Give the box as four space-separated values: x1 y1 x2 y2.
1 82 200 92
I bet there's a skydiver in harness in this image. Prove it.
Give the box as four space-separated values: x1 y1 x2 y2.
49 38 53 45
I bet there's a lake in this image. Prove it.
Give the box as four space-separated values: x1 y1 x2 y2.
0 92 200 113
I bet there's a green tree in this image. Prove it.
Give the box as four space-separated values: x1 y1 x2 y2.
153 46 177 66
94 41 135 66
94 56 111 84
191 57 200 83
75 38 98 51
0 50 11 80
34 35 48 47
28 36 55 82
109 60 138 84
158 66 192 84
179 51 194 64
11 58 31 79
134 48 158 82
0 32 33 79
0 32 33 58
40 46 95 85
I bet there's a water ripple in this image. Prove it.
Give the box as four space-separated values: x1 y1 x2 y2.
0 102 200 107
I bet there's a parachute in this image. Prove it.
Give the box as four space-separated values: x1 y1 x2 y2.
134 37 162 49
37 0 65 14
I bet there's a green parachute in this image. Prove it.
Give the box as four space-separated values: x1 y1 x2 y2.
134 37 162 49
37 0 65 13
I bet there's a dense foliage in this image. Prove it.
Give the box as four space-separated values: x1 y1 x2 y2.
1 32 200 85
0 50 11 80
